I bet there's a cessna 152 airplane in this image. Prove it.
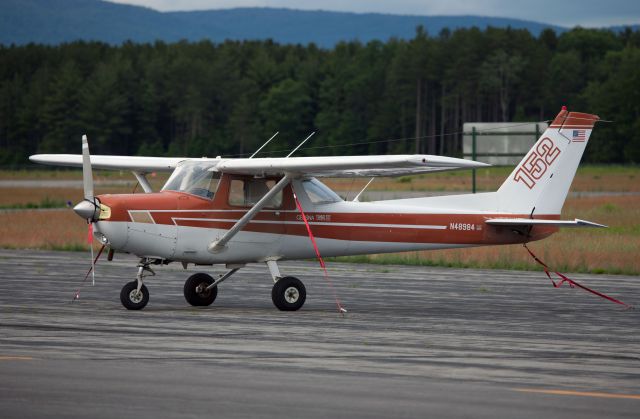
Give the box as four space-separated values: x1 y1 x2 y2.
30 108 605 311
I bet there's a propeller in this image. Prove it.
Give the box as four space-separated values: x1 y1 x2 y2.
72 135 101 289
72 135 99 221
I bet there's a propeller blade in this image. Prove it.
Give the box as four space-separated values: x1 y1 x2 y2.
73 135 99 221
82 134 94 200
74 135 99 290
87 222 94 244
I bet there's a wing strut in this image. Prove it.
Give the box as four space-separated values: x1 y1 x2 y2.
132 171 153 193
207 175 291 253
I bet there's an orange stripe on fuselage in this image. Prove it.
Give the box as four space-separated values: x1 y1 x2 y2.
98 192 558 245
171 213 557 245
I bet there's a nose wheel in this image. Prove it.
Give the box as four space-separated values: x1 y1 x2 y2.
120 258 154 310
120 281 149 310
272 276 306 311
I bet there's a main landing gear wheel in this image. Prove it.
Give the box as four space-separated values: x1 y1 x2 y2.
184 273 218 307
120 281 149 310
272 276 306 311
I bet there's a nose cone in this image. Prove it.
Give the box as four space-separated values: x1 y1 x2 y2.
73 200 98 220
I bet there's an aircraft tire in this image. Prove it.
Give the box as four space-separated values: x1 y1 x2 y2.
120 281 149 310
184 273 217 306
272 276 306 311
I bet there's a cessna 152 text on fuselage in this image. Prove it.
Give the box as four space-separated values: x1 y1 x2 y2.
30 108 605 311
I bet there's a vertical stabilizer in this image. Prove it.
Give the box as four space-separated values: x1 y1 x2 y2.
496 108 599 215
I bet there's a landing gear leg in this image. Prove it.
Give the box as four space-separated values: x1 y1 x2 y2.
120 258 155 310
266 260 306 311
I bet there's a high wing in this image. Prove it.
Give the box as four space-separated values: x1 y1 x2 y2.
30 154 488 177
29 154 189 172
216 155 489 177
485 218 607 228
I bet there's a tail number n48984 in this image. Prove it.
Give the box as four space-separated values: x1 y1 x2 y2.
450 222 476 231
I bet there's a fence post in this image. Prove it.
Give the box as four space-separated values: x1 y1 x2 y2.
471 126 477 194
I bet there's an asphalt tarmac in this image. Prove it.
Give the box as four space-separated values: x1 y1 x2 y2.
0 249 638 418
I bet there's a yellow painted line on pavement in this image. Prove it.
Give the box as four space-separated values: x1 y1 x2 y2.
0 355 34 361
514 388 640 400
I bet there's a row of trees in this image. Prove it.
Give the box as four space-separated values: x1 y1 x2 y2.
1 26 639 165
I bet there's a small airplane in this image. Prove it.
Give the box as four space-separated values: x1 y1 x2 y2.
30 108 605 311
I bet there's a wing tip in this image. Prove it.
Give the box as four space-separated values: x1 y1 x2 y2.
29 154 43 164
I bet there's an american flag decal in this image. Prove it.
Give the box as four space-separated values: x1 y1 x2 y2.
572 129 586 142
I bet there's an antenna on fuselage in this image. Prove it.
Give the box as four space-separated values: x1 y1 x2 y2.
286 132 316 158
249 132 279 159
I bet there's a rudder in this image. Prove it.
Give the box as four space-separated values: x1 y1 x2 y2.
496 108 599 215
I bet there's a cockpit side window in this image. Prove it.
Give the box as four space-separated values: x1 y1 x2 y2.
301 178 342 204
228 178 282 208
162 162 220 199
187 171 220 199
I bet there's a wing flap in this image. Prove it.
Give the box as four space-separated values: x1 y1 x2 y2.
485 218 607 228
29 154 187 172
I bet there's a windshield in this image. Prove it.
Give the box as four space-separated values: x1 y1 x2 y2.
162 161 220 199
301 178 342 204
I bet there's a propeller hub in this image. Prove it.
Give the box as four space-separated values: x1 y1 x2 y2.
73 199 99 221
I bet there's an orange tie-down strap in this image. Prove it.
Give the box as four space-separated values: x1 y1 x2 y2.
523 243 632 309
73 223 105 301
293 191 346 314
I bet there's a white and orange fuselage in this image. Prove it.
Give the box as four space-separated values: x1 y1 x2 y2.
94 176 556 265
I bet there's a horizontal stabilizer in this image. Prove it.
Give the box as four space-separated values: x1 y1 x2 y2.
485 218 607 228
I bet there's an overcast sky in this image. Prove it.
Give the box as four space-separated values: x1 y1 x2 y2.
110 0 640 27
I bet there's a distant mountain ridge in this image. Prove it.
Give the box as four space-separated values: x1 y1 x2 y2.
0 0 636 46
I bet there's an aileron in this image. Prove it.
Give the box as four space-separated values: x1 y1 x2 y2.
29 154 188 172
